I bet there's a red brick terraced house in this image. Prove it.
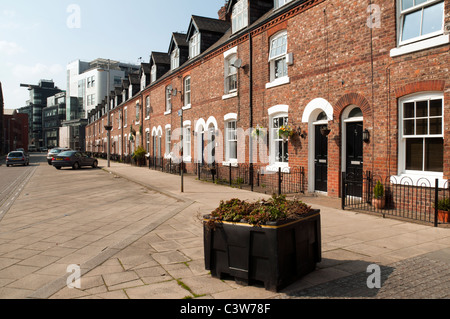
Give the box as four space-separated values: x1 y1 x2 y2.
86 0 450 201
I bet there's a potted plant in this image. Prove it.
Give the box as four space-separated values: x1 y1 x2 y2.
132 146 146 167
436 198 450 223
278 125 293 142
320 125 331 136
203 195 321 292
372 181 385 209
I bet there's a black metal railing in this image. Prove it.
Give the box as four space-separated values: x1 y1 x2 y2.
342 171 450 227
193 163 305 196
147 157 185 176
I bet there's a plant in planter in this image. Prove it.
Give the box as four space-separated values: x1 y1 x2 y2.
372 181 385 209
436 198 450 223
203 195 321 292
132 146 146 167
278 125 293 142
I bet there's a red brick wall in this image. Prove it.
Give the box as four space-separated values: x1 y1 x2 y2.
87 0 449 198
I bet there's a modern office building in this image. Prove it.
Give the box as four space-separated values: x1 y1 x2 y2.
44 92 80 148
18 80 62 149
66 58 140 120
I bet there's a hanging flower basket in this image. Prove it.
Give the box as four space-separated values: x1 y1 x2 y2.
278 125 293 142
320 125 331 136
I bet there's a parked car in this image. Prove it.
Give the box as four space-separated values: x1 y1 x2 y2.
47 148 71 165
6 151 30 167
52 151 98 170
28 146 37 152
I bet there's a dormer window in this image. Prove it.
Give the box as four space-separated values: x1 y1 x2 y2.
274 0 293 10
189 31 201 59
171 47 180 70
232 0 248 33
151 65 157 83
128 84 133 99
141 73 146 91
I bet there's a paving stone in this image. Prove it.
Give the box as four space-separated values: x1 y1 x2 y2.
125 280 191 299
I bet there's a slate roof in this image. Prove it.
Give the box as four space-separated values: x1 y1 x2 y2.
151 52 170 65
186 15 231 41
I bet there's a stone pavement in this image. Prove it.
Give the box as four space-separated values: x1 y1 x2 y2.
48 160 450 300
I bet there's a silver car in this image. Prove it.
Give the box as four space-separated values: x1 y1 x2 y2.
6 151 30 167
47 148 71 165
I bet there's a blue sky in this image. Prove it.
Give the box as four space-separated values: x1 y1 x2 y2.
0 0 226 109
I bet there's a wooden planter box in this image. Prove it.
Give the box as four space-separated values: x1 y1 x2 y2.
203 210 321 292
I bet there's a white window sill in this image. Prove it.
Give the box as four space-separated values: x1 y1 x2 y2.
135 121 140 125
265 163 290 174
390 34 449 57
390 172 446 188
182 104 192 111
265 76 290 89
164 110 172 116
222 91 238 100
145 117 150 121
183 156 192 163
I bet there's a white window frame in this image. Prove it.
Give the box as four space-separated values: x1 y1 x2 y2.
183 76 191 109
135 102 140 124
183 124 192 162
165 86 172 114
397 92 445 183
225 54 238 95
225 120 238 164
124 107 128 128
151 65 157 83
189 31 201 59
232 0 249 33
171 47 180 70
146 130 150 153
397 0 445 47
267 31 289 88
266 105 290 172
165 126 172 158
141 73 146 91
145 96 150 119
274 0 293 10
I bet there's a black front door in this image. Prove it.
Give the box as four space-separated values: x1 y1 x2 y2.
315 125 328 192
346 122 363 197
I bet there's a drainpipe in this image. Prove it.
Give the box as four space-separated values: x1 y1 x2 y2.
249 31 254 192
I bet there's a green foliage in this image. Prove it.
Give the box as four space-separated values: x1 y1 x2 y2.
373 181 384 199
132 146 146 161
437 198 450 211
210 195 312 226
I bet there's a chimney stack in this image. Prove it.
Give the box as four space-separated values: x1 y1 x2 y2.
218 1 229 21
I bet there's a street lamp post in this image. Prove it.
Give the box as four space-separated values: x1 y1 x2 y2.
103 60 113 168
178 109 184 193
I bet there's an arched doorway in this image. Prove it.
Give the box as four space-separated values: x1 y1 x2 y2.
302 98 333 193
342 106 364 197
313 112 329 193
